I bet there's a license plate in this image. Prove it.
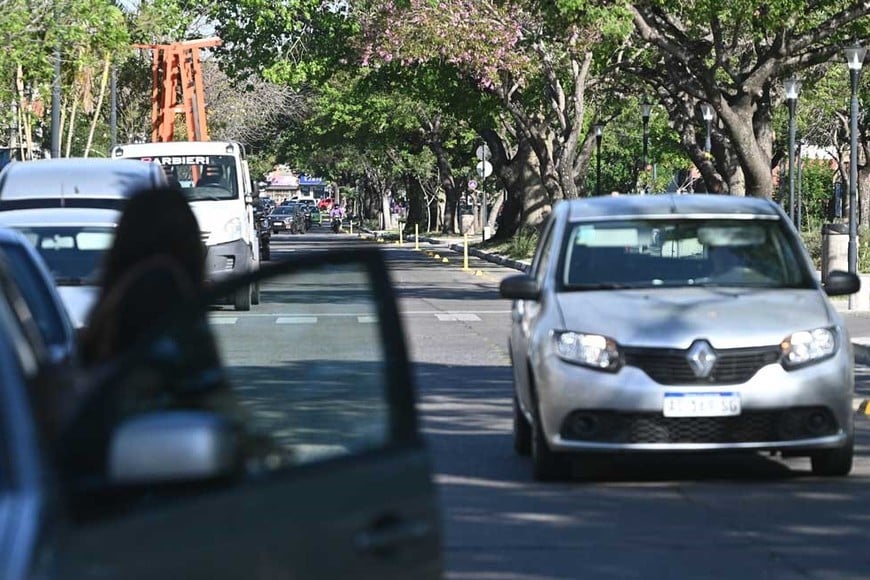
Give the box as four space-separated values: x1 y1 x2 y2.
663 392 741 417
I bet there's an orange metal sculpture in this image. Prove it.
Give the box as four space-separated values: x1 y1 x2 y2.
134 37 221 142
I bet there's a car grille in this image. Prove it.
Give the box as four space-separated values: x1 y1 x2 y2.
560 407 838 444
622 345 782 385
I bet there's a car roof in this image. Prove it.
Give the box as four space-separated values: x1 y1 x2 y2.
564 194 782 221
0 158 165 201
0 207 121 227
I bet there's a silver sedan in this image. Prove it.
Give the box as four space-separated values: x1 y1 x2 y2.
500 194 860 481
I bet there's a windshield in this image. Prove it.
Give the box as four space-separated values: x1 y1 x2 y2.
16 226 115 285
560 218 815 290
132 155 239 202
273 206 298 215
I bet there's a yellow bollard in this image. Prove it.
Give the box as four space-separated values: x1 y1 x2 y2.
442 257 449 263
415 224 419 250
399 224 403 245
463 234 470 270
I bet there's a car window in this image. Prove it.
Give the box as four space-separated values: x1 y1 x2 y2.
561 218 815 290
16 226 115 285
0 243 68 347
530 215 555 283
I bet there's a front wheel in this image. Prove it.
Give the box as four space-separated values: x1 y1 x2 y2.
251 281 260 305
531 401 569 482
234 284 252 311
513 395 531 456
810 438 854 477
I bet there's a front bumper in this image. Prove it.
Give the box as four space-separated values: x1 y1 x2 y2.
535 345 854 454
204 238 251 283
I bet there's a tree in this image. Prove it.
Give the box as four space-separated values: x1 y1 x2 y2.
618 0 870 197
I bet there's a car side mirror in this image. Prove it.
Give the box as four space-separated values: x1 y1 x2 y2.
109 411 239 485
499 274 540 300
823 270 861 296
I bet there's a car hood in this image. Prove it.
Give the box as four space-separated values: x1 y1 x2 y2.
57 285 99 328
554 287 836 349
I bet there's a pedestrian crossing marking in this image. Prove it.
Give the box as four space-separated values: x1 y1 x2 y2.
435 313 481 322
210 317 238 325
357 316 378 323
276 317 318 324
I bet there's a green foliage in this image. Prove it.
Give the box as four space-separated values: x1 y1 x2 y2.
508 226 539 259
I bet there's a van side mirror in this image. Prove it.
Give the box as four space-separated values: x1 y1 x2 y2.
109 411 239 485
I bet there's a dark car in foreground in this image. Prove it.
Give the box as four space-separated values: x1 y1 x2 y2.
501 194 860 481
1 248 442 579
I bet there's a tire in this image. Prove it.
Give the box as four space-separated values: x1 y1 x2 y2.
251 281 260 305
531 398 569 482
513 394 531 456
261 243 271 261
234 284 252 311
810 438 853 477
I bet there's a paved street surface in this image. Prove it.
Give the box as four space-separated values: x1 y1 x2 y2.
228 225 870 579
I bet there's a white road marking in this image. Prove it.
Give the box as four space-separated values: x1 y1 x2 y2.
276 317 318 324
357 316 378 323
435 313 481 322
209 317 238 325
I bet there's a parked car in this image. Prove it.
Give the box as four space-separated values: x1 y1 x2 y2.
0 227 76 364
0 158 167 327
0 247 442 579
500 194 860 481
270 203 306 234
253 199 272 260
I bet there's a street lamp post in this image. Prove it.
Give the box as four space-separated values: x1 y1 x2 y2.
846 44 866 281
785 77 802 224
594 124 603 196
641 101 652 194
700 103 714 154
797 137 804 231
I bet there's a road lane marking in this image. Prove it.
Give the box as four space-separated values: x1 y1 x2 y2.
209 317 238 325
435 313 481 322
357 316 377 323
276 317 318 324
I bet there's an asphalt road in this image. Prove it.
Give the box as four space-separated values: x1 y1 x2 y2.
240 224 870 579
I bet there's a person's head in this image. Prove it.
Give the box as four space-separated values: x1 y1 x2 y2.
99 184 204 297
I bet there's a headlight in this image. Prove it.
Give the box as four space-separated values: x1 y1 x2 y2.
224 217 242 237
554 331 621 372
781 327 836 369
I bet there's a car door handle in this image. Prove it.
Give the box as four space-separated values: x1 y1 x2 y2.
355 517 431 553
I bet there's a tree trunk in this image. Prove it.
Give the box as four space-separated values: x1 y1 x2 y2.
714 98 774 197
85 55 112 158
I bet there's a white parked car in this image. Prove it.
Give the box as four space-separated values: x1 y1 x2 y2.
0 158 166 327
500 194 861 481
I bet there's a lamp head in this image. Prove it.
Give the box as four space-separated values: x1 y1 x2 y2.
640 101 653 120
784 77 802 100
700 102 714 121
846 44 867 71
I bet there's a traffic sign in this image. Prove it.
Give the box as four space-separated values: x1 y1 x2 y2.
468 179 478 190
476 144 491 161
476 160 493 178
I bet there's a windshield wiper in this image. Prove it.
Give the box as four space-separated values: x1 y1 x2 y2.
567 282 641 290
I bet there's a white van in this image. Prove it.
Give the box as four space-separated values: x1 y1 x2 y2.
110 141 260 310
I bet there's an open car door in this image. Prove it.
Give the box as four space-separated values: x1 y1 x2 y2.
57 248 442 579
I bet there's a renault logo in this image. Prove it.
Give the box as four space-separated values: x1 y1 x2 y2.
687 341 717 378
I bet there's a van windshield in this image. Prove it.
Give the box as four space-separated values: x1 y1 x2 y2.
132 154 239 201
